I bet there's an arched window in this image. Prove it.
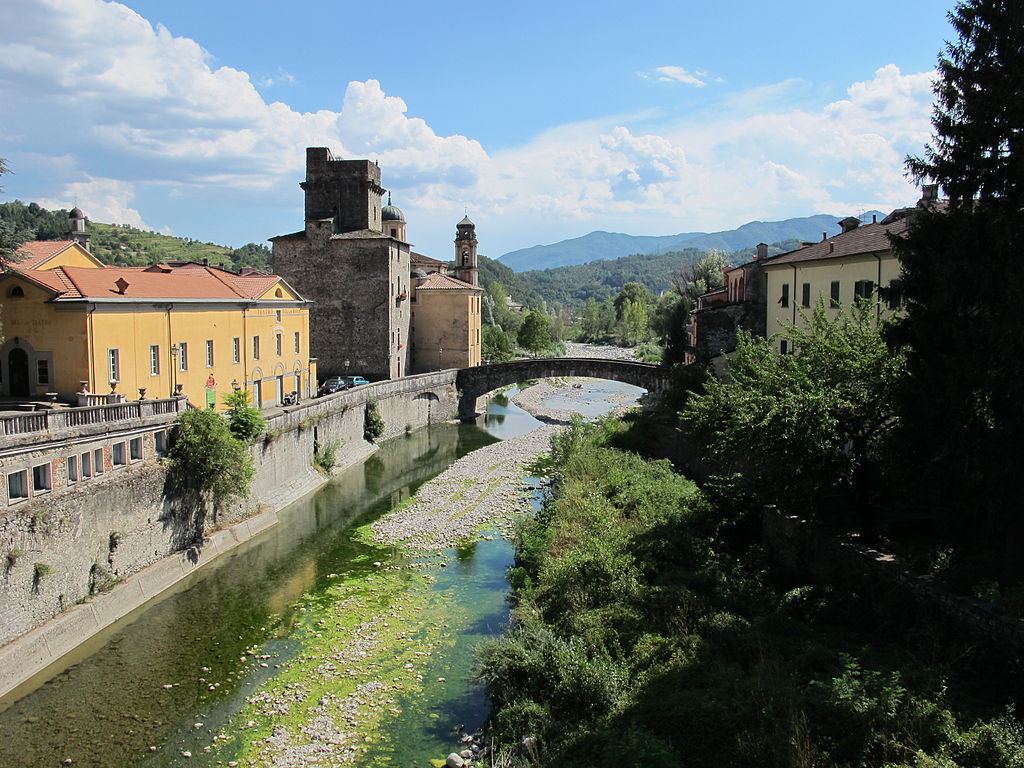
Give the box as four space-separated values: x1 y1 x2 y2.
7 286 24 298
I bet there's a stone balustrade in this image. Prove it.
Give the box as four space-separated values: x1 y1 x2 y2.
0 397 187 440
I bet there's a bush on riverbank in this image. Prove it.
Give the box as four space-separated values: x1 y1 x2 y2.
478 417 1024 767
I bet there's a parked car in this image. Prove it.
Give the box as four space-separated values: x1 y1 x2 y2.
342 375 369 387
319 376 348 395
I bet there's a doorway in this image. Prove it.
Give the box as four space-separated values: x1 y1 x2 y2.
8 348 29 397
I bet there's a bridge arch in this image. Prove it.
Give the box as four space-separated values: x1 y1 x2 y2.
455 357 672 420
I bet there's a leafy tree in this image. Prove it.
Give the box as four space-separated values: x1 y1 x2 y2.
364 398 385 441
482 323 515 362
223 389 266 442
167 408 256 510
0 161 29 268
684 303 905 525
517 310 553 357
649 292 689 365
889 0 1024 557
670 249 728 305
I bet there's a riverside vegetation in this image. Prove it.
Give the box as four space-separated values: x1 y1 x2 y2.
478 415 1024 767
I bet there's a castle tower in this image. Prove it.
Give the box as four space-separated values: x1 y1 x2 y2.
300 147 386 234
68 206 89 250
453 215 478 287
381 194 407 241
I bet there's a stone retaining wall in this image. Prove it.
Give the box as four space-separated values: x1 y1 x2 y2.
0 371 458 699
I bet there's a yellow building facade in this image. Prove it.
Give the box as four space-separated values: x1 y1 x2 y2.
762 215 909 353
410 272 483 372
1 241 314 410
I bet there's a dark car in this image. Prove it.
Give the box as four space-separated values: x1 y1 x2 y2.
319 376 348 395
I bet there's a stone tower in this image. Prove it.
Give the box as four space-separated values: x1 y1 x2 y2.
301 147 385 233
453 215 478 287
68 206 89 250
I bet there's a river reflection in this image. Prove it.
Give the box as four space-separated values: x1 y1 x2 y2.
0 420 506 768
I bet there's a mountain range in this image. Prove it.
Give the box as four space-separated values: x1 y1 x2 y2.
497 213 883 272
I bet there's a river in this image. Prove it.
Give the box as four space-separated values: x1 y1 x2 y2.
0 380 641 768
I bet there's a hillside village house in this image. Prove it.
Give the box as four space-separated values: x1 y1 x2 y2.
0 238 314 410
690 187 942 360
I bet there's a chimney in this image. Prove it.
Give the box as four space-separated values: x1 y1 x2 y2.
872 214 877 224
921 183 939 202
202 258 209 266
829 242 835 254
839 216 861 233
822 231 827 241
114 277 129 295
755 243 768 261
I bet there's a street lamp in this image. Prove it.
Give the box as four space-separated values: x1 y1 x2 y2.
231 378 240 391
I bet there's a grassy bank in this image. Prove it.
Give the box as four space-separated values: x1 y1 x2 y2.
478 417 1024 767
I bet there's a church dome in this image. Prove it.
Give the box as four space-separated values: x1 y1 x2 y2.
382 201 405 222
70 206 85 219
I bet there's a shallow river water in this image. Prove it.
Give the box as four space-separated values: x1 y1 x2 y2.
0 381 639 768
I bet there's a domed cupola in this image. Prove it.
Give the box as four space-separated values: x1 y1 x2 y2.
381 194 407 240
68 206 90 249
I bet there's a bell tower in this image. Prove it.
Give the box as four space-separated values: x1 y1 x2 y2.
453 215 478 287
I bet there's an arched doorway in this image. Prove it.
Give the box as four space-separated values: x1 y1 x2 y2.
8 348 29 397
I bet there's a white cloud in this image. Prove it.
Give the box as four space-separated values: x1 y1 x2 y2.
638 65 708 87
0 0 937 256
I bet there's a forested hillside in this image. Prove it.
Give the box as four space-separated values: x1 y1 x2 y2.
0 200 271 270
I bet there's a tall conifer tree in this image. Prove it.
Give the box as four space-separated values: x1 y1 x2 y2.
890 1 1024 554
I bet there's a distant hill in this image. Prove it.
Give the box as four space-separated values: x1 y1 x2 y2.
0 200 271 270
498 213 883 272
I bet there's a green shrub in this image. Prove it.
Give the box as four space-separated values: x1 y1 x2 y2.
312 439 341 474
223 390 266 443
167 408 255 506
363 398 385 441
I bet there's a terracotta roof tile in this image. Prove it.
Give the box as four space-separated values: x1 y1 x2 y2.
10 241 76 269
415 272 482 291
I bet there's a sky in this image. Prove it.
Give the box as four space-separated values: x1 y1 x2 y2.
0 0 959 261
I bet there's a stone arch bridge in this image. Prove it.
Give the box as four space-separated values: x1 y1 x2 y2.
455 357 673 419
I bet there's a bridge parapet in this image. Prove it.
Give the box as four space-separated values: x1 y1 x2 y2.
455 357 671 419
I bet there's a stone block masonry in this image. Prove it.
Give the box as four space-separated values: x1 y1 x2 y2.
0 371 458 699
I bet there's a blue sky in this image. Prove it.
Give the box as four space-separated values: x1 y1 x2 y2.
0 0 957 261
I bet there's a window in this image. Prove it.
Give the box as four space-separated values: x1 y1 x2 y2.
830 281 841 308
275 310 282 323
780 339 789 355
108 348 120 383
93 448 104 474
886 279 904 310
253 335 260 360
36 359 50 386
7 470 28 501
112 442 127 467
179 342 189 371
854 280 875 301
67 455 79 483
130 437 143 461
8 285 24 298
779 283 790 307
206 339 214 368
232 337 241 364
801 283 811 308
154 430 168 455
294 331 300 354
150 344 160 376
32 463 51 493
81 452 92 478
275 333 282 357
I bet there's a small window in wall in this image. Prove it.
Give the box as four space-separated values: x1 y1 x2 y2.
32 463 51 493
8 285 24 298
81 452 93 478
253 336 260 360
8 470 28 501
129 437 142 461
108 348 121 383
830 281 841 307
779 284 790 307
780 339 789 355
275 310 282 323
154 429 168 455
93 448 104 474
294 331 300 354
112 442 126 467
801 283 811 308
36 359 50 386
179 342 189 371
150 344 161 376
67 455 79 483
232 337 241 364
886 279 904 310
206 339 214 368
275 333 282 357
854 280 875 300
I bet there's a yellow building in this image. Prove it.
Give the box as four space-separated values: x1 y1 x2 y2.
410 272 483 371
1 241 314 410
762 214 910 354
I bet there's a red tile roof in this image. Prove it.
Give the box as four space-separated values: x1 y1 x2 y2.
415 272 482 291
10 240 77 269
